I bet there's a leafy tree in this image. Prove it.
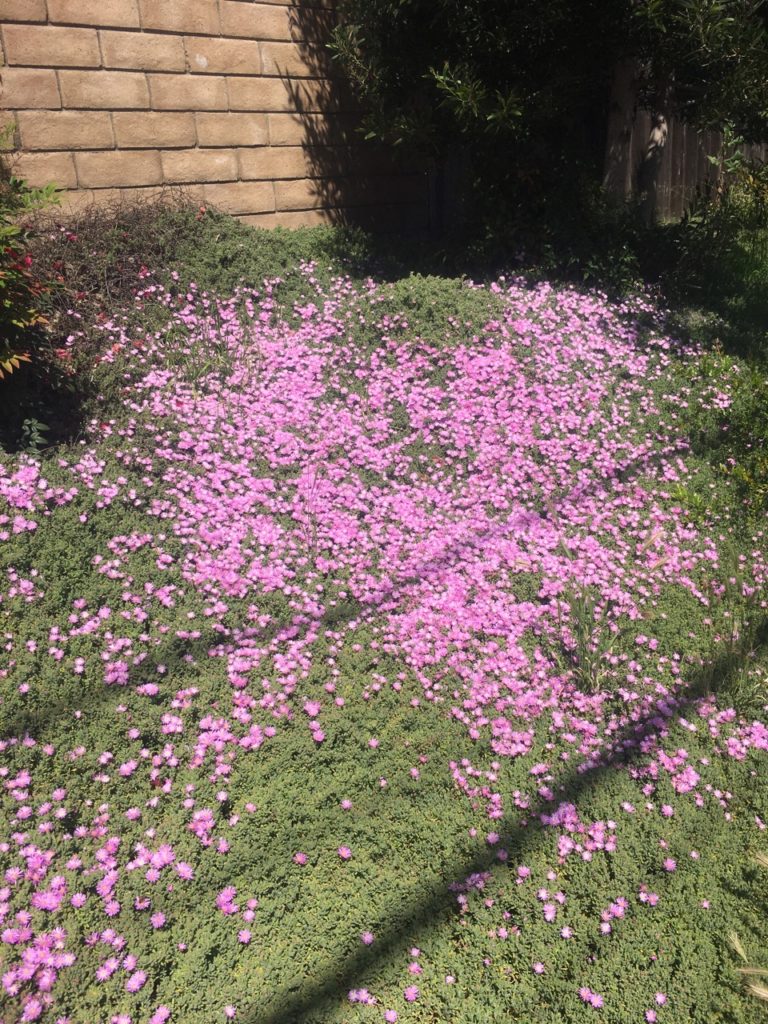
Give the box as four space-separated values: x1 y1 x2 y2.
328 0 768 233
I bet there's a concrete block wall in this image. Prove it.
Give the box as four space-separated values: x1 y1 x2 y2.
0 0 429 229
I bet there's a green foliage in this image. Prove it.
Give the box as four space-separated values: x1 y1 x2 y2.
1 230 768 1020
0 136 58 379
516 186 646 295
657 145 768 331
632 3 768 138
549 588 632 694
327 0 768 245
371 273 504 338
12 196 384 449
328 0 616 151
729 852 768 1005
167 210 375 303
1 449 767 1022
2 480 766 1023
18 416 49 454
674 345 768 518
27 195 375 328
695 562 768 716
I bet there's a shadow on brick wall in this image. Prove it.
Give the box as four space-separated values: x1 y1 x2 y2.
276 3 433 234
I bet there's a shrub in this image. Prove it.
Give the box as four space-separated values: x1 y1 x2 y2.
26 191 376 328
12 193 386 447
24 189 204 340
0 145 58 379
664 147 768 331
326 0 768 259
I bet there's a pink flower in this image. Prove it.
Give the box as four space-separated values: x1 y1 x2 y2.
361 931 375 945
238 930 251 944
216 886 238 914
384 1012 398 1023
348 988 376 1005
337 846 352 860
21 999 43 1022
404 986 419 1002
149 1009 171 1024
532 962 545 974
655 993 667 1006
151 912 166 929
293 852 307 866
126 971 146 993
663 858 676 872
96 958 119 982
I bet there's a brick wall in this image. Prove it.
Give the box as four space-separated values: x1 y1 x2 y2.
0 0 429 229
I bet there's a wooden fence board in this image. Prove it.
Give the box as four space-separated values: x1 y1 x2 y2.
605 108 768 220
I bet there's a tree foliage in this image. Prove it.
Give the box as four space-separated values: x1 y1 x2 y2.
0 134 58 380
328 0 768 233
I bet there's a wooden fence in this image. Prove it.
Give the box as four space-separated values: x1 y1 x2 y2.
604 106 768 222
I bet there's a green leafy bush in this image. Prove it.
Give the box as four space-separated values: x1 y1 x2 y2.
0 159 58 379
674 346 768 518
326 0 768 254
660 137 768 331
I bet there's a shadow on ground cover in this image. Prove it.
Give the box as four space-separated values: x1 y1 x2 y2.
3 201 768 1022
238 656 765 1024
9 620 759 1023
7 467 762 742
2 489 765 1021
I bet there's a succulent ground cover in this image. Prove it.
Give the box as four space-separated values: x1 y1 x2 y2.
0 259 766 1024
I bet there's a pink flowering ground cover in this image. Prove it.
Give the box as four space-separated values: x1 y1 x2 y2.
0 265 766 1023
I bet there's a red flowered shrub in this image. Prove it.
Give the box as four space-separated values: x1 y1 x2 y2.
0 244 49 378
0 147 58 381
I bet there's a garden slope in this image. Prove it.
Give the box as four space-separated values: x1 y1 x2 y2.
0 270 766 1024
